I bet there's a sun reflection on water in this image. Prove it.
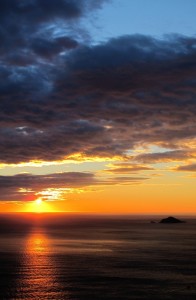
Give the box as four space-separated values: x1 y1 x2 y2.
16 228 69 299
26 230 49 254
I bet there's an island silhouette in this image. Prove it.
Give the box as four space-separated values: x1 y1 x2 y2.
159 216 186 224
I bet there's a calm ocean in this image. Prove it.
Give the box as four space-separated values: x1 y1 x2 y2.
0 213 195 299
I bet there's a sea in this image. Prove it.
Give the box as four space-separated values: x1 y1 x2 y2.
0 213 195 300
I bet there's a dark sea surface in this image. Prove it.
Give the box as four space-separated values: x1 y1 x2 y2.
0 213 196 300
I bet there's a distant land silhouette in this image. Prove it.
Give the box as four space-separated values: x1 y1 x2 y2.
159 216 186 224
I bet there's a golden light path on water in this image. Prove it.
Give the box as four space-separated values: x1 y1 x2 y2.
16 227 69 299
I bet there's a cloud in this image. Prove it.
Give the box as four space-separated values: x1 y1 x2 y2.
0 0 108 56
0 121 105 163
0 172 96 201
104 163 153 173
103 176 149 185
0 28 196 163
31 36 79 59
133 150 196 163
0 171 148 201
0 0 108 96
174 163 196 172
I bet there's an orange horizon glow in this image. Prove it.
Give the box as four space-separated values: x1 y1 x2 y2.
0 162 195 214
0 184 196 215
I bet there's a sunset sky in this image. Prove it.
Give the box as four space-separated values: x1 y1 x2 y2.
0 0 196 214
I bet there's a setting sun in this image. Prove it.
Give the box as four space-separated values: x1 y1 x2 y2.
23 199 54 213
35 199 42 205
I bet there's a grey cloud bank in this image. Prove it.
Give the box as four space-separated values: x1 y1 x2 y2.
0 1 195 165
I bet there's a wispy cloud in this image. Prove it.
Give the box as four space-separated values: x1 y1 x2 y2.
104 163 153 173
173 163 196 172
0 171 149 202
133 150 196 163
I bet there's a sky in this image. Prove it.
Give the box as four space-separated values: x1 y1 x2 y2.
0 0 196 214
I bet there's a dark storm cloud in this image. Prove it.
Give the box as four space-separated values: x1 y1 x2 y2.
32 36 79 58
49 34 196 158
0 172 148 201
0 25 196 162
0 0 108 63
0 0 82 19
0 121 105 163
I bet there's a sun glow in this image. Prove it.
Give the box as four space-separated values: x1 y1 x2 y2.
35 199 42 205
25 199 54 213
21 188 73 213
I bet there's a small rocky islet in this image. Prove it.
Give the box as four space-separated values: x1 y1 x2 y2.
150 216 186 224
159 216 186 223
